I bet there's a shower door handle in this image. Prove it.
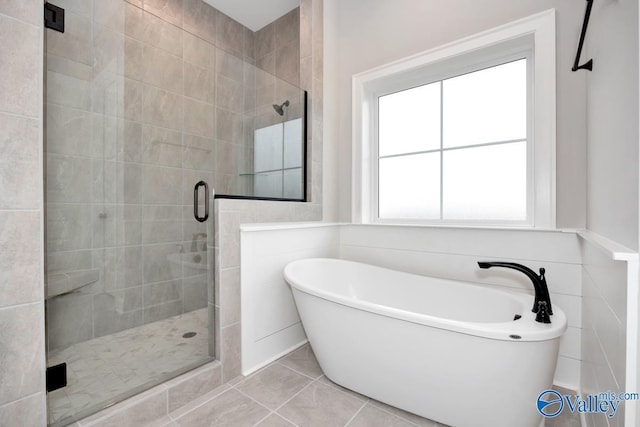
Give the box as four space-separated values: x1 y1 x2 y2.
194 181 209 222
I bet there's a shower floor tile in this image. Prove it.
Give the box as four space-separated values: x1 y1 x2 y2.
47 308 210 426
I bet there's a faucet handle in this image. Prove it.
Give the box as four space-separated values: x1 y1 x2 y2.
535 301 551 324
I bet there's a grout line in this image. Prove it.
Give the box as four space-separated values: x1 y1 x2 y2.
268 377 317 414
274 360 322 381
368 401 427 427
251 411 274 426
0 391 43 409
274 412 300 427
0 300 42 311
343 400 367 427
229 386 273 415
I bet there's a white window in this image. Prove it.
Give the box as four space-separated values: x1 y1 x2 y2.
352 10 556 228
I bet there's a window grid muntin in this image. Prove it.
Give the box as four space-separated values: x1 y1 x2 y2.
375 56 530 224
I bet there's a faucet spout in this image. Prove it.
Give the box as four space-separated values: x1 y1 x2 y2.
477 261 553 323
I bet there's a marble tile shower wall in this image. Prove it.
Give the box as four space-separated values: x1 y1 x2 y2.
0 0 47 424
44 0 302 351
214 0 323 383
253 9 302 131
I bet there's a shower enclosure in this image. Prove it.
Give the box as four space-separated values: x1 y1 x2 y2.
44 1 306 425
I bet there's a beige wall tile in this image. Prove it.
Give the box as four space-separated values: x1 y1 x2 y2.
183 32 215 69
47 12 92 66
299 0 312 59
183 134 215 171
0 113 40 210
276 41 300 87
221 323 241 381
142 125 183 167
242 27 255 63
0 303 44 404
143 299 182 324
0 212 41 308
142 44 184 94
184 98 214 138
143 243 183 284
124 36 144 80
46 104 93 157
142 165 183 205
0 0 40 26
216 12 244 57
116 163 143 204
79 388 167 426
47 293 93 349
0 14 41 117
93 0 125 32
219 267 240 326
183 0 217 44
115 119 143 163
141 206 183 244
46 203 92 252
141 9 183 57
0 393 46 427
184 62 215 103
142 84 183 130
183 275 208 311
93 289 144 337
255 24 275 60
166 362 222 412
144 0 184 28
46 154 92 203
215 109 243 143
275 9 300 47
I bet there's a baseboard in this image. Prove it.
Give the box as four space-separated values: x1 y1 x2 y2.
242 339 308 376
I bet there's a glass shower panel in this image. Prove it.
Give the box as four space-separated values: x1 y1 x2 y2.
246 66 306 199
45 1 215 425
45 0 306 423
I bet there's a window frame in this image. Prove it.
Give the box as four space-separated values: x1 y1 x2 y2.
352 9 556 228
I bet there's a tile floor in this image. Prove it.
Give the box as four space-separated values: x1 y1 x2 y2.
48 308 211 426
140 344 582 427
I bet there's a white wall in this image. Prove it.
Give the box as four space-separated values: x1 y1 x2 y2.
585 0 639 251
579 232 638 427
324 0 587 229
581 1 640 425
240 223 339 374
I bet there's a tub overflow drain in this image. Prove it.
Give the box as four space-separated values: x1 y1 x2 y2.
182 332 197 338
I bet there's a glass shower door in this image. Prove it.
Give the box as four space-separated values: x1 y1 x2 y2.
44 1 215 425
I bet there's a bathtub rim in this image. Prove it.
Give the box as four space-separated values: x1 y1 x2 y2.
284 257 567 342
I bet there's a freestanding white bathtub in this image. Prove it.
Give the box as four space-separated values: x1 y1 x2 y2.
284 258 567 427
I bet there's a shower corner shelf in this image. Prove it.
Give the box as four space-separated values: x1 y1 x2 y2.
46 269 100 299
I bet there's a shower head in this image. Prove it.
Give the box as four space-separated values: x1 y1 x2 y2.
272 100 290 116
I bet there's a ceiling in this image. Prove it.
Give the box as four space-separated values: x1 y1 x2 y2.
202 0 300 32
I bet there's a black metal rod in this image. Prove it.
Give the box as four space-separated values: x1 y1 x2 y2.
572 0 594 72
